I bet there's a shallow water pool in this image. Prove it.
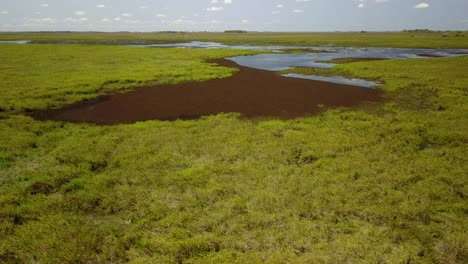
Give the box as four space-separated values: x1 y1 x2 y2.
144 41 468 87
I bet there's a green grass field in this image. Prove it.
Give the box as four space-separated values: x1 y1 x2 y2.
0 44 262 112
1 31 468 48
0 40 467 263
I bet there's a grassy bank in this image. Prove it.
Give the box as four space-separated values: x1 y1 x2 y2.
0 44 467 263
0 44 262 112
1 31 468 49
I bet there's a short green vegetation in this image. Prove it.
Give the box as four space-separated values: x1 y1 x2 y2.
0 43 467 263
1 31 468 48
279 66 350 78
0 44 261 112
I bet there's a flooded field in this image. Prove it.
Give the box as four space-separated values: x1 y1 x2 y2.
29 41 468 123
146 41 468 86
4 40 467 87
32 59 382 124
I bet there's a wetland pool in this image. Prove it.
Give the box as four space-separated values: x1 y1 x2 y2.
144 41 468 87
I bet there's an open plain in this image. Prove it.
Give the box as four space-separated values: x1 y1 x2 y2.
0 31 467 263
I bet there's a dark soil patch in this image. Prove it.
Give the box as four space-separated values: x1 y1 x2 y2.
31 59 382 125
417 54 446 58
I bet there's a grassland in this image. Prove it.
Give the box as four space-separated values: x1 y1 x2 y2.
0 44 262 112
0 43 467 263
1 31 468 49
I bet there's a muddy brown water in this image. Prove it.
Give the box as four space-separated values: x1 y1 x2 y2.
31 59 382 125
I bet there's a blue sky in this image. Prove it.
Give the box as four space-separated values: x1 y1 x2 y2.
0 0 467 32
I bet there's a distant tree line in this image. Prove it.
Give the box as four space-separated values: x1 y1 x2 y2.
224 30 248 33
402 29 465 37
402 29 466 33
402 29 434 33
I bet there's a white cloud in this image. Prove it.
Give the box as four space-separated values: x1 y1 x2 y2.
277 4 283 8
139 6 148 9
414 3 430 9
40 4 49 7
207 6 224 11
241 19 248 23
293 9 304 13
211 0 219 3
224 0 233 4
156 14 167 18
23 17 64 27
96 4 105 8
101 18 110 22
42 18 56 23
30 17 56 23
64 17 89 23
114 17 121 21
122 13 132 17
296 0 311 2
174 18 194 24
376 0 389 3
358 3 364 8
125 20 141 24
74 11 86 16
0 11 8 15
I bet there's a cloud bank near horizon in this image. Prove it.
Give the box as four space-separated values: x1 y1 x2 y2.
1 0 467 32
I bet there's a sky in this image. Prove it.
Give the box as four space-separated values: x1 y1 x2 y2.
0 0 467 32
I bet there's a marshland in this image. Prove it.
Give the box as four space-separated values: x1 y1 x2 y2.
0 2 467 263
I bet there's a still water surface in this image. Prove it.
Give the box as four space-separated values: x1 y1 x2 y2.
146 41 468 87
